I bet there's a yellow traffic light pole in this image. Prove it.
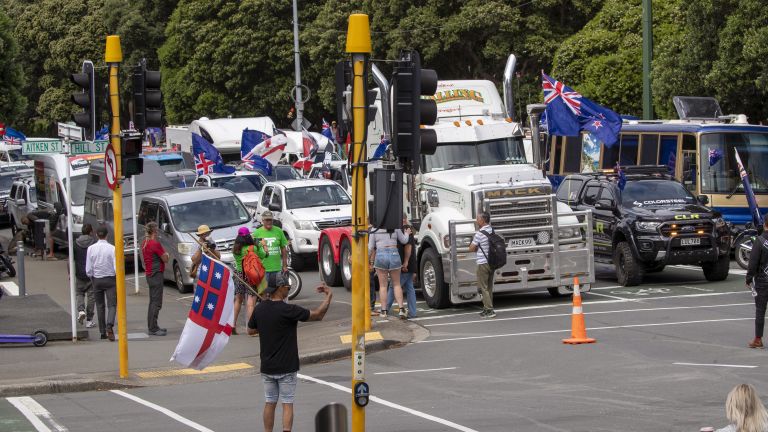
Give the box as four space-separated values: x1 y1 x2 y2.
105 35 129 378
346 14 371 431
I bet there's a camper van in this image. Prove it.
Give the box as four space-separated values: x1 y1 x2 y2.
143 151 196 188
28 153 89 247
84 159 175 260
189 117 276 163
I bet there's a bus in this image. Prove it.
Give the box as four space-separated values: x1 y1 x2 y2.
542 98 768 228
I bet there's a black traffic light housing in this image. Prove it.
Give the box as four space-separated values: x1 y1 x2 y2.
391 50 438 174
70 60 99 141
121 130 144 178
132 59 163 132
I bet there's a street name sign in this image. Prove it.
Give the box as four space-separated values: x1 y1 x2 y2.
70 140 109 156
22 140 63 155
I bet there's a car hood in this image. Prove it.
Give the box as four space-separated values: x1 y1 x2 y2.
236 192 262 206
623 203 714 219
421 164 549 192
285 205 351 221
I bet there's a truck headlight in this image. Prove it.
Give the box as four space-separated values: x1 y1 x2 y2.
443 235 473 248
72 214 83 224
635 221 661 232
294 220 317 230
558 227 578 238
177 242 195 255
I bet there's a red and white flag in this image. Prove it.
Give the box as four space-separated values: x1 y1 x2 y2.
170 254 234 370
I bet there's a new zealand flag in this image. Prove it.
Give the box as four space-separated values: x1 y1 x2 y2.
192 133 235 175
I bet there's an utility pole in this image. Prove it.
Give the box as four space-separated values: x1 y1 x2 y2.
642 0 653 120
346 13 372 431
292 0 305 131
105 35 129 378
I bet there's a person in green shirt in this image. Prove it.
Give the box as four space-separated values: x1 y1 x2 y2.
232 227 268 334
253 210 288 275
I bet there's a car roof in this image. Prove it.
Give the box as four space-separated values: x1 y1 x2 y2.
266 179 339 189
144 187 238 206
202 171 265 179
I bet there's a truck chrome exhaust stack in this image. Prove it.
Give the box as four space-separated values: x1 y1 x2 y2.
503 54 517 121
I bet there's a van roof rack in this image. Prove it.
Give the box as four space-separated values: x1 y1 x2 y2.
581 165 672 180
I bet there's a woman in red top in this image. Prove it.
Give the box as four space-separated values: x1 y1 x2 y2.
142 222 169 336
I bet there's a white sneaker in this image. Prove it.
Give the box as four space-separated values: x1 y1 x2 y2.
86 320 96 328
77 311 86 324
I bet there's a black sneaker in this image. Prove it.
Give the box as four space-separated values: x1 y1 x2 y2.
148 329 167 336
479 309 488 318
484 309 497 318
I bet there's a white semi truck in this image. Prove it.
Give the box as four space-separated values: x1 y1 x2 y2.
318 55 594 308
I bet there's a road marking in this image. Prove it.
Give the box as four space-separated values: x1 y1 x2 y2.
374 367 458 375
412 290 751 322
673 264 747 275
674 362 757 369
424 303 753 327
681 286 714 292
110 390 214 432
6 396 67 432
588 291 636 301
298 373 478 432
136 362 253 378
418 317 752 343
339 331 383 344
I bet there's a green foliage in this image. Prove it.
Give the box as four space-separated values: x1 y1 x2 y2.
0 7 26 123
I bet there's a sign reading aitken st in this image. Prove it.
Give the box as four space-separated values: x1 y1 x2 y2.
22 140 63 154
70 140 108 156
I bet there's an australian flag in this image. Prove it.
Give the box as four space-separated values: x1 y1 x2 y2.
542 72 622 147
171 255 235 370
734 149 763 227
3 126 26 144
708 148 723 166
192 133 235 176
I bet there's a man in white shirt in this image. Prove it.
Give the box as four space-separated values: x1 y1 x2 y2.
468 210 496 318
86 226 117 341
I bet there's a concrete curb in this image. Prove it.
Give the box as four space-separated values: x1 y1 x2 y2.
0 378 137 398
300 339 404 366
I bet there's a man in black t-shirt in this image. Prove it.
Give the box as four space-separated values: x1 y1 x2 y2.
248 273 332 432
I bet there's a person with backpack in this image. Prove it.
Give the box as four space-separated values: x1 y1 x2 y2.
746 219 768 348
469 210 504 318
142 222 169 336
233 227 268 334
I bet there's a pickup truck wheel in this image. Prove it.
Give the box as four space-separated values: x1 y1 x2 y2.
421 248 451 309
289 246 304 272
340 238 353 291
320 237 341 286
703 253 730 281
174 262 192 293
547 287 565 297
614 241 643 286
10 218 17 237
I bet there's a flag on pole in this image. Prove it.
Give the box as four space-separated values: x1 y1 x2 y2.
371 137 389 160
708 148 723 166
734 148 763 226
667 151 676 176
321 118 334 141
192 133 235 175
542 72 622 147
171 254 235 370
241 128 287 176
3 126 26 144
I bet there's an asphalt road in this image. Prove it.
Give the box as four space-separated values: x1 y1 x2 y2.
2 235 764 431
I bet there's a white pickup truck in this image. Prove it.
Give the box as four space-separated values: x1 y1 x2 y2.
255 179 352 271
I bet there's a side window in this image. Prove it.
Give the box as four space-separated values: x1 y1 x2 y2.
158 208 171 231
138 201 158 225
556 178 584 203
261 186 273 207
600 187 616 205
194 177 207 187
582 184 601 206
270 189 283 209
10 185 18 200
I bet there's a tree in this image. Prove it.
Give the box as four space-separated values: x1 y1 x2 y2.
0 7 26 123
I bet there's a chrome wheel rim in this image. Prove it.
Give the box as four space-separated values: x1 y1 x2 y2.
423 261 437 298
288 271 299 297
322 243 333 276
174 265 184 291
341 247 352 283
738 240 752 265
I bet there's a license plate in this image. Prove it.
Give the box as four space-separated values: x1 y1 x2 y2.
680 238 701 246
509 238 535 247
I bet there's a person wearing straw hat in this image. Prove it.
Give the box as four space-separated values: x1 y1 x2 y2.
191 224 220 265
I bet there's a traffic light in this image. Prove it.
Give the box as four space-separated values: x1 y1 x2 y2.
70 60 98 141
132 60 163 132
121 130 143 178
391 50 438 174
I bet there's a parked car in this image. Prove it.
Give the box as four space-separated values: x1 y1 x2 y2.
7 177 37 236
137 187 257 292
193 171 267 210
255 179 352 271
307 161 351 194
0 168 32 225
251 164 303 182
556 165 730 286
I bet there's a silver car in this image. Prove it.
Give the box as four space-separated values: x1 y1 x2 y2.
193 171 268 213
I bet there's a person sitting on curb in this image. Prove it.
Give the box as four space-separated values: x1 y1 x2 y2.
712 383 768 432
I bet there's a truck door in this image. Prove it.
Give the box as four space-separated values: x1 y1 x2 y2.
257 186 274 219
594 185 618 257
577 181 610 255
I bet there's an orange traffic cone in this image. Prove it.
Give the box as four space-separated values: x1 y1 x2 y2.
562 277 596 344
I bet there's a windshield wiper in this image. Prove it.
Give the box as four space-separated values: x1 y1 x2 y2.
726 182 742 199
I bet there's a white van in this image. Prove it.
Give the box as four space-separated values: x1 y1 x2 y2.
28 153 89 247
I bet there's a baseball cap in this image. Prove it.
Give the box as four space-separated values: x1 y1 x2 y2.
264 273 289 294
261 210 274 220
237 227 251 237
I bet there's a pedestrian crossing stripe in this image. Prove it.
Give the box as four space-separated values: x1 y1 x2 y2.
340 331 383 344
136 362 253 378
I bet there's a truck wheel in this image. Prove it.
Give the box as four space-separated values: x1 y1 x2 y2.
420 248 451 309
320 236 341 286
174 262 192 293
614 241 643 286
735 237 752 270
340 238 353 291
703 253 730 281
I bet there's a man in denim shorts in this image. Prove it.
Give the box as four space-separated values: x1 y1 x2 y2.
248 273 333 432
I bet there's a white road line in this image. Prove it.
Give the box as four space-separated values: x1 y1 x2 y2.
412 290 751 322
587 291 636 301
110 390 214 432
424 303 753 327
673 264 747 275
298 373 478 432
6 396 67 432
674 362 757 369
417 317 752 344
374 367 458 375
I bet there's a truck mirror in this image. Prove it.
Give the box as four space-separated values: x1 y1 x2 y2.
161 223 170 233
268 203 281 212
16 199 25 206
697 194 709 205
595 199 615 210
427 190 439 207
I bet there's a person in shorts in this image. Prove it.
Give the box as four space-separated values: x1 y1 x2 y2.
248 273 333 432
368 227 410 318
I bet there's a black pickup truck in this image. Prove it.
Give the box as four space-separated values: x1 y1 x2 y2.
556 166 731 286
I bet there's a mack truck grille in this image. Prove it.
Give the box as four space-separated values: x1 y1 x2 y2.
316 218 352 230
484 196 553 242
659 221 713 237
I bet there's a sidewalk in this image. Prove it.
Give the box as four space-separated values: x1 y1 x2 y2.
0 252 425 396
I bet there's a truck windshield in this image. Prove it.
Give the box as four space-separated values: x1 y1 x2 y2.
699 132 768 194
424 137 527 172
285 184 351 209
211 175 265 193
66 175 88 206
154 158 186 173
621 180 696 207
170 197 250 232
